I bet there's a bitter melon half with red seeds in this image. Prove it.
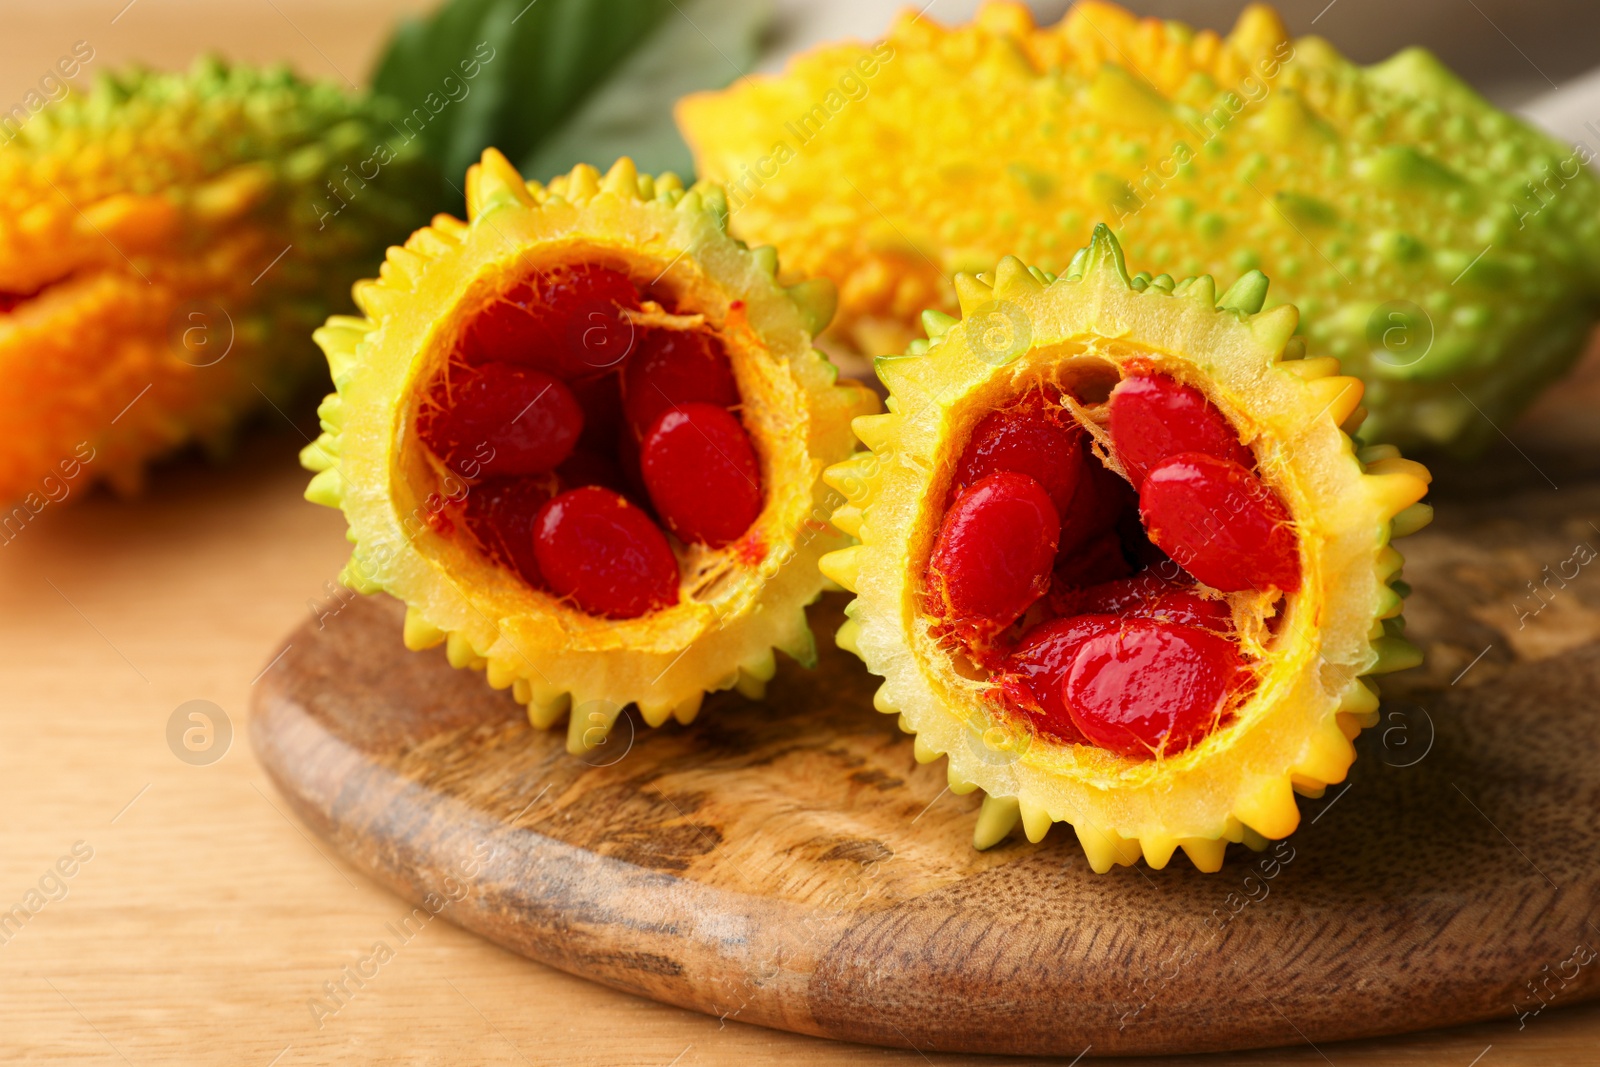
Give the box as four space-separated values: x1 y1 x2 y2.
302 150 877 751
679 1 1600 452
0 59 442 504
822 227 1431 871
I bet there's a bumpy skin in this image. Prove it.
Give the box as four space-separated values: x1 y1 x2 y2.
821 227 1432 872
678 1 1600 452
302 150 878 753
0 59 442 504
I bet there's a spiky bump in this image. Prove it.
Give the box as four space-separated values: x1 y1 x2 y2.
678 1 1600 452
0 58 443 503
303 150 878 753
820 226 1430 872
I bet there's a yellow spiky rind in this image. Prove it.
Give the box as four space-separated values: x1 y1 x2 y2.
306 150 877 753
820 227 1429 872
679 1 1600 452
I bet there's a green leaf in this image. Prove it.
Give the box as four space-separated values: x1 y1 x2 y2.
521 0 772 183
370 0 772 198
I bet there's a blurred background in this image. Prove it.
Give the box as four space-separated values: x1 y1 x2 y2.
4 0 1600 109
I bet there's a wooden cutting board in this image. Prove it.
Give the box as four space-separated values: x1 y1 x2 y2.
251 437 1600 1058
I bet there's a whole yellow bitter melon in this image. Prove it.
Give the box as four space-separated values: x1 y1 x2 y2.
0 59 442 508
822 226 1430 871
302 150 877 752
679 1 1600 451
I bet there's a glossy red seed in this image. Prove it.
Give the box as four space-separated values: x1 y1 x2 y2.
421 364 583 477
1065 618 1241 757
460 264 639 379
1139 452 1300 593
954 402 1083 518
641 402 763 547
462 475 559 588
995 614 1119 742
622 328 740 440
1108 372 1255 488
533 487 679 618
1059 452 1138 556
927 471 1060 640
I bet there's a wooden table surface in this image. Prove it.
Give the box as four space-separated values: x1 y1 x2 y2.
3 423 1599 1067
4 1 1600 1064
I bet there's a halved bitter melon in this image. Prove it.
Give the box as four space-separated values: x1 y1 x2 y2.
822 227 1430 872
303 149 878 752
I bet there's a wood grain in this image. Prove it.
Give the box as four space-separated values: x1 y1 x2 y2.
253 436 1600 1058
9 438 1600 1067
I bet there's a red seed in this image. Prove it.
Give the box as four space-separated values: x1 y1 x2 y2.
1059 451 1138 556
1065 618 1242 757
641 402 763 547
460 263 639 379
533 487 680 618
927 471 1060 640
1059 574 1233 632
462 475 559 588
995 614 1119 742
1143 589 1235 631
1058 572 1181 617
1139 452 1300 593
561 276 641 374
421 364 583 477
954 401 1083 519
622 328 740 440
1108 372 1254 487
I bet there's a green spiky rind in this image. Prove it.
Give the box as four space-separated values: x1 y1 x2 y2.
1276 52 1600 452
